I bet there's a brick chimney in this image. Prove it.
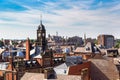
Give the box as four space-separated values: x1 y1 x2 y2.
26 38 30 60
8 56 13 70
44 68 56 79
7 56 13 80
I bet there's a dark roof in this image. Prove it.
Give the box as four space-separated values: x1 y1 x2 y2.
38 22 45 31
13 60 41 69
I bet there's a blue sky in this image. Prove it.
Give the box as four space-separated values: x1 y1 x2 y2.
0 0 120 39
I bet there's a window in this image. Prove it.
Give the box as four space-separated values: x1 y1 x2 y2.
86 47 90 51
64 70 66 73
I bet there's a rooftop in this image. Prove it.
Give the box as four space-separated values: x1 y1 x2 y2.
21 72 81 80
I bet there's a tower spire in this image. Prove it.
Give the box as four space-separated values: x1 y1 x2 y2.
38 14 42 29
56 31 58 36
84 33 86 46
40 14 42 25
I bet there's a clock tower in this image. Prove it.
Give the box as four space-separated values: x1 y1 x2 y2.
37 20 46 52
35 16 53 67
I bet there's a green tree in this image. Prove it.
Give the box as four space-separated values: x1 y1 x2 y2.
30 39 35 44
115 40 120 48
0 40 4 47
12 41 18 46
94 39 98 44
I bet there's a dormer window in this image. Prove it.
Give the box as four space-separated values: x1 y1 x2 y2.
86 47 90 51
64 70 66 73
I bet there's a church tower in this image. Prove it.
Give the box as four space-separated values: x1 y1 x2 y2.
37 18 46 52
36 16 53 67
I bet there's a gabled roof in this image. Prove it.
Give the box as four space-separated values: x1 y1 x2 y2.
54 62 76 75
90 58 119 80
34 54 42 58
30 46 42 58
2 51 10 57
74 47 85 53
38 21 45 31
54 63 68 69
75 42 100 54
0 48 5 55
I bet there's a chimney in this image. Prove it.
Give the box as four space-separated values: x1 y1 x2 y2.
8 56 13 80
44 69 48 79
26 38 30 60
44 68 56 79
8 56 13 70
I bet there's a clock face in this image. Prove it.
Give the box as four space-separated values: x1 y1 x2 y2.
42 33 45 36
38 33 41 37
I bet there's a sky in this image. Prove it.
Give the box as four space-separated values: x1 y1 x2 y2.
0 0 120 39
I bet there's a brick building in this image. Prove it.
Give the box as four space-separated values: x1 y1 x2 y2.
97 34 114 49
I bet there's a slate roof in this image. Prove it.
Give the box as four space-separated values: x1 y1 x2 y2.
2 51 10 58
30 46 42 58
54 63 68 69
74 42 100 54
16 51 24 57
54 56 83 75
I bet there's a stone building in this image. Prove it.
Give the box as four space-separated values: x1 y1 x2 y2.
97 34 114 49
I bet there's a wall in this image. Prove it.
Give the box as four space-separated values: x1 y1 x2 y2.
90 59 119 80
68 61 91 80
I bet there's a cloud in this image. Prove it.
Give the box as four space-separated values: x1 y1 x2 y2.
0 0 120 39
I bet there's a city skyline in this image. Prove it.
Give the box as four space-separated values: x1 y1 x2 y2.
0 0 120 39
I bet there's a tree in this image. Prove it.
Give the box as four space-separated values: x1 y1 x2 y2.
0 40 4 47
30 39 35 44
94 39 98 44
115 40 120 48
